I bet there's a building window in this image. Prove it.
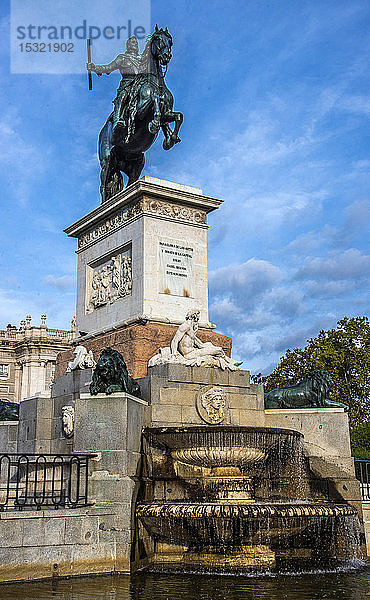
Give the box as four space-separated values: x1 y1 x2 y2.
45 362 56 388
0 364 9 377
50 362 56 384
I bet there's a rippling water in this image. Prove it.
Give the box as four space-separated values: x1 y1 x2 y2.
0 562 368 600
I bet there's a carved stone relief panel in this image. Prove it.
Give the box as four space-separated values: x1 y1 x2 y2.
196 386 228 425
86 247 132 314
61 405 75 438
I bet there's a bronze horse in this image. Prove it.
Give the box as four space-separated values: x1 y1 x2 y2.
96 27 183 202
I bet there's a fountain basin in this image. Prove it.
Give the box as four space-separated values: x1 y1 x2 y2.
136 502 358 549
171 446 266 468
144 426 303 457
144 426 304 501
138 425 363 570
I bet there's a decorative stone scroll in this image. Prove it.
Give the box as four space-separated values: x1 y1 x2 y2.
144 199 206 225
196 387 227 424
86 252 132 314
61 405 75 438
78 199 207 250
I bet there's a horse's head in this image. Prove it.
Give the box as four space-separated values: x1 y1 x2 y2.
151 25 173 66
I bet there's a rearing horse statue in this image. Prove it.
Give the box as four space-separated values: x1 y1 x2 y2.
86 26 183 203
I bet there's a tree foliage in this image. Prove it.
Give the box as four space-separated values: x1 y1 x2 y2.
350 422 370 459
252 316 370 428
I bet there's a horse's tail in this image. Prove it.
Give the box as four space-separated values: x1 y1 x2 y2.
98 112 114 166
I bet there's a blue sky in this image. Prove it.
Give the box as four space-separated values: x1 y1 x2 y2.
0 0 369 374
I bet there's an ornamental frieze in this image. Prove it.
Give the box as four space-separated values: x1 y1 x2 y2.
78 199 207 249
142 198 206 225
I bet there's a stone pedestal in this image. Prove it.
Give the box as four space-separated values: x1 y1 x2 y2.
363 504 370 556
265 408 363 512
73 391 149 570
140 363 265 427
56 176 233 382
0 421 18 453
265 407 352 464
74 392 149 503
65 177 223 339
55 322 232 380
17 392 54 454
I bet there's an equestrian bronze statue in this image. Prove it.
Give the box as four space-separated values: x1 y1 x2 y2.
86 26 183 202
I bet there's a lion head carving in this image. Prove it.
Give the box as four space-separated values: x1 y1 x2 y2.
90 348 140 397
308 369 333 403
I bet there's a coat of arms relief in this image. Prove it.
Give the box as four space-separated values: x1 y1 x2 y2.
86 250 132 313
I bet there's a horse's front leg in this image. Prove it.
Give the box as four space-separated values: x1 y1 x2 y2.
135 85 161 136
161 110 183 150
148 95 161 135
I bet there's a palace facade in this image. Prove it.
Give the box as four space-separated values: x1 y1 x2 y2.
0 314 74 404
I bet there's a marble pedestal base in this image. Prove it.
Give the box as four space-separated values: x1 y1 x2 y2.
55 321 232 380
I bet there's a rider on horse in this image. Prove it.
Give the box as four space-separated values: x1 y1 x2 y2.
87 27 183 201
86 36 144 141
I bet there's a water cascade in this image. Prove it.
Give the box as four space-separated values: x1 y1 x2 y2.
136 426 363 572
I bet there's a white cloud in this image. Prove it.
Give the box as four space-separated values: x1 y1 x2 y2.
43 274 75 289
210 259 281 306
331 199 370 248
296 248 370 280
303 280 352 298
281 198 370 259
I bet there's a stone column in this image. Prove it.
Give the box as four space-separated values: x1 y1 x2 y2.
28 360 47 398
20 359 29 400
14 362 23 403
73 392 149 571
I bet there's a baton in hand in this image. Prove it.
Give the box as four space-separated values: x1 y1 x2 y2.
87 38 92 91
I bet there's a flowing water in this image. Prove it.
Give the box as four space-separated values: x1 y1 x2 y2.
0 563 368 600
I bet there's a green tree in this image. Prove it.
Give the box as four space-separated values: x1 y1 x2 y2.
350 422 370 459
252 316 370 428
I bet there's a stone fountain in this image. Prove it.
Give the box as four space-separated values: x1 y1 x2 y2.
39 177 364 580
129 311 365 572
136 424 362 571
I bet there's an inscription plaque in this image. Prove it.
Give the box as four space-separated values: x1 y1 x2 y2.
159 240 194 297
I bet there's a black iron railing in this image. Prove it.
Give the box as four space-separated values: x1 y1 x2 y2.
0 453 96 511
355 459 370 501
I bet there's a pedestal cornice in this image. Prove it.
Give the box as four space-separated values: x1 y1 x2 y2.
65 176 223 252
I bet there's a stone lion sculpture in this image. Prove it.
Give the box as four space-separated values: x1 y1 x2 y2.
90 348 140 397
264 369 348 411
